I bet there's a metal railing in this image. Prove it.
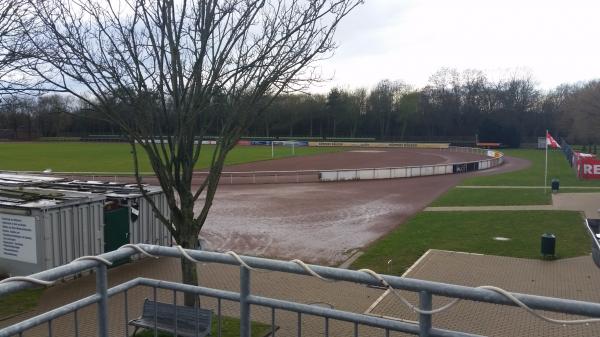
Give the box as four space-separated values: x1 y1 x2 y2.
2 244 598 337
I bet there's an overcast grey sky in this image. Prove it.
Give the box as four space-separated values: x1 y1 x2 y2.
312 0 600 92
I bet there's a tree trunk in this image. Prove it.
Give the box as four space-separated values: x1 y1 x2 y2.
180 254 199 307
177 207 200 307
265 119 270 137
400 120 408 141
332 119 336 138
319 120 323 138
179 233 198 307
351 115 358 138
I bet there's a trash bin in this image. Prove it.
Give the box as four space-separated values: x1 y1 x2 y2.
541 233 556 257
592 244 600 268
551 178 559 192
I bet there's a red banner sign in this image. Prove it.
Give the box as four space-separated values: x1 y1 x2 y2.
578 157 600 179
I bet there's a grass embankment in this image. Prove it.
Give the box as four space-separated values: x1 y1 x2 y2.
352 211 589 275
354 149 593 274
0 288 44 320
464 148 600 187
431 188 552 206
134 315 272 337
433 149 600 206
0 142 344 173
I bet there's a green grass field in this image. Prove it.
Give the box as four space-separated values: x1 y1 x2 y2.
0 142 344 173
352 211 589 275
431 188 552 206
463 149 600 187
133 315 272 337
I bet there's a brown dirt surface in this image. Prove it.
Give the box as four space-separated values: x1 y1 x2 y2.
195 152 530 265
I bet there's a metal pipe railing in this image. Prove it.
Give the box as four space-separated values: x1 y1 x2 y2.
136 245 600 318
139 278 479 337
0 277 139 337
96 264 109 337
239 266 251 337
2 244 599 337
0 246 137 297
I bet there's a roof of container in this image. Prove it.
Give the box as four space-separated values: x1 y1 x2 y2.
0 187 105 210
0 173 163 199
0 173 66 186
40 180 163 199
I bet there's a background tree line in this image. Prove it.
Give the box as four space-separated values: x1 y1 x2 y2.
1 67 600 147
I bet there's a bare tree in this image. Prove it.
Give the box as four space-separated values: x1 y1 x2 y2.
0 0 45 97
34 94 73 136
21 0 360 305
0 1 19 66
0 94 35 138
349 87 366 137
0 0 27 94
368 79 410 140
561 81 600 144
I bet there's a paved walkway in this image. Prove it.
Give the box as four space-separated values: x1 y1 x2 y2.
368 250 600 337
425 192 600 218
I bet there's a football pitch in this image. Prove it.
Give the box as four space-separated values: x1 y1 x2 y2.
0 142 344 173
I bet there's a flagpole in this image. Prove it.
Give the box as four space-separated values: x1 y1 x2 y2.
544 129 548 193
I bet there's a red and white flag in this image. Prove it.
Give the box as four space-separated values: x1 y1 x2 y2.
546 132 561 149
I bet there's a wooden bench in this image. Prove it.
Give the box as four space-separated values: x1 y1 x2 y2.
129 298 212 337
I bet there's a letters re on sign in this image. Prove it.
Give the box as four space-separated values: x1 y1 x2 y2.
578 157 600 179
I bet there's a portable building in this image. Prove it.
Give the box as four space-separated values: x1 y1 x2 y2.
0 175 172 276
45 180 172 252
0 187 105 276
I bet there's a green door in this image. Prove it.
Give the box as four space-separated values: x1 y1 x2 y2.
104 207 130 253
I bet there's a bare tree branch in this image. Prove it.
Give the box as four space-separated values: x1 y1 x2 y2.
21 0 362 306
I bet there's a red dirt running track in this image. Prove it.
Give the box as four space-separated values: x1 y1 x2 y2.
222 148 485 171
